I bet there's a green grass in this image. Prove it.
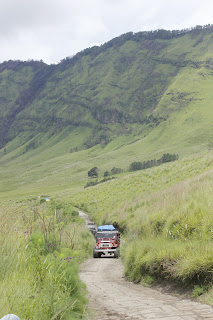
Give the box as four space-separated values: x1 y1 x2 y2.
2 28 213 201
0 199 95 319
2 27 213 313
2 28 213 158
71 151 213 304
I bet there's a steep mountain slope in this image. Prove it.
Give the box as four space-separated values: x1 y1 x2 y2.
0 27 212 150
1 26 213 196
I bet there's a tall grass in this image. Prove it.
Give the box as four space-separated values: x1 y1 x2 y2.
0 200 94 319
71 153 213 304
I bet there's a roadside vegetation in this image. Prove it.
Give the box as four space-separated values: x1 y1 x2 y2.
0 199 94 319
72 151 213 305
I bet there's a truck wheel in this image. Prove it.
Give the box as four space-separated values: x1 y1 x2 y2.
93 249 99 258
114 248 119 258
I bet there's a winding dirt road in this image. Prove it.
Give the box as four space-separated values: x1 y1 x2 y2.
80 257 213 320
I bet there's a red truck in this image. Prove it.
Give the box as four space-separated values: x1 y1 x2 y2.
93 225 120 258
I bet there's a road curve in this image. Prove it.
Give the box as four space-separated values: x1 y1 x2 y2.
80 257 213 320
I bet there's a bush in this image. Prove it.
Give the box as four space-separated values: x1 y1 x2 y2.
192 285 208 297
129 153 178 171
84 177 115 188
88 167 98 178
111 167 123 175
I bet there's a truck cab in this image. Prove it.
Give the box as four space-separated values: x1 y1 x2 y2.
93 225 120 258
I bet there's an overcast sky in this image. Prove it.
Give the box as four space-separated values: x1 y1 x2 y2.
0 0 213 64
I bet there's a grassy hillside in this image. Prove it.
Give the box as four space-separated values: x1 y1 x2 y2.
1 27 213 199
1 26 213 155
1 25 213 317
71 151 213 304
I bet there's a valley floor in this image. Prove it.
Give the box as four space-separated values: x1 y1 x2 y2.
80 258 213 320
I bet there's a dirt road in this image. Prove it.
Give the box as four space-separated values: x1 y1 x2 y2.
80 257 213 320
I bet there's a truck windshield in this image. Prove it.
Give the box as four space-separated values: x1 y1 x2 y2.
97 232 116 239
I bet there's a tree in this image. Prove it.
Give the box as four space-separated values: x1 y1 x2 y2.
111 167 123 175
129 162 143 171
88 167 99 178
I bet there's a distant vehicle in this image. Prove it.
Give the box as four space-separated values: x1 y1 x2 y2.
93 225 120 258
86 221 96 235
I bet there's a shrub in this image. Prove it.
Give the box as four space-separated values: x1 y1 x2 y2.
84 177 115 188
192 285 208 297
129 153 178 171
88 167 98 178
111 167 123 174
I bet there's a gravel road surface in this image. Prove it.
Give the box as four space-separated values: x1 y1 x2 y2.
80 257 213 320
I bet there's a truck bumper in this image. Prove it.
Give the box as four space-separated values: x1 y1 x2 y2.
93 247 119 258
94 248 117 253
